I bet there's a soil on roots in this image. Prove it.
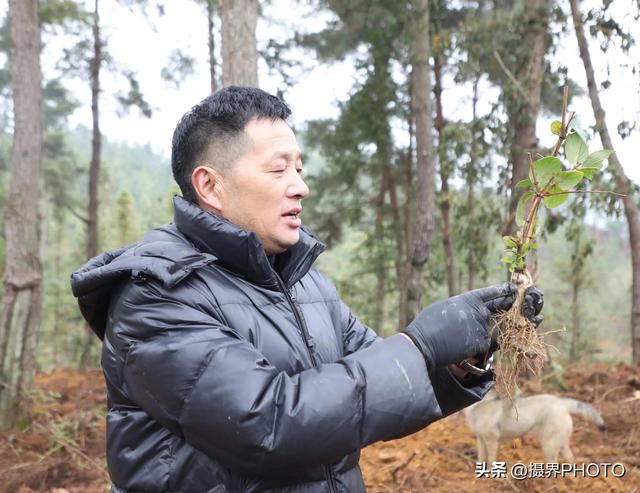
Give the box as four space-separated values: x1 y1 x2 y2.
493 308 546 399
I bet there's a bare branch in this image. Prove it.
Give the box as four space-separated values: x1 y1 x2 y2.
493 50 534 107
63 201 89 223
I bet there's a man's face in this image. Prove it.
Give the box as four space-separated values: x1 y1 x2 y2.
214 118 309 255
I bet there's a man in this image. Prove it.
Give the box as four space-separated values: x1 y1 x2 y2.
71 86 542 493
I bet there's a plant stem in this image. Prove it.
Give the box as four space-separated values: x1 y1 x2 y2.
515 86 573 275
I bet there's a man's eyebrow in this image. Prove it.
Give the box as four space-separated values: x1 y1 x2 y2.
268 150 303 162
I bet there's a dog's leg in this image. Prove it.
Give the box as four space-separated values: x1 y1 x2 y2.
560 444 574 462
541 442 560 463
540 413 572 463
485 437 499 464
477 437 487 463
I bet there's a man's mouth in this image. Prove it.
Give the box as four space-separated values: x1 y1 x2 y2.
282 208 302 227
282 207 302 218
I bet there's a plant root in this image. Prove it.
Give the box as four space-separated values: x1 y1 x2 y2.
492 309 546 399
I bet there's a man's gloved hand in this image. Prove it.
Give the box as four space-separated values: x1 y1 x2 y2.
523 287 544 327
402 284 545 372
401 283 516 373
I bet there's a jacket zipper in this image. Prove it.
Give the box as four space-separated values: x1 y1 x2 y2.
274 275 338 493
275 275 317 365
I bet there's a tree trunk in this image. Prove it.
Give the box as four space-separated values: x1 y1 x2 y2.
502 0 550 236
219 0 258 87
467 77 480 291
434 54 457 297
570 0 640 362
373 171 387 332
397 83 416 330
570 277 581 359
0 0 43 430
80 0 102 368
207 0 217 93
87 0 101 262
406 0 435 322
388 172 406 329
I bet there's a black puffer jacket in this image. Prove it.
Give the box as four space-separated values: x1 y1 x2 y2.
71 197 494 493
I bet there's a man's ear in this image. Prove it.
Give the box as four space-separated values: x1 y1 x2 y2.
192 165 224 212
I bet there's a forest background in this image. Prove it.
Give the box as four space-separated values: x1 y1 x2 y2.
0 0 639 431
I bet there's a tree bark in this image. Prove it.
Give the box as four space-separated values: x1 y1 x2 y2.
502 0 550 236
434 53 457 297
207 0 217 93
467 77 480 291
397 82 416 330
80 0 102 368
219 0 258 87
388 172 406 328
570 272 581 359
87 0 101 262
406 0 435 322
0 0 43 430
373 171 387 332
570 0 640 362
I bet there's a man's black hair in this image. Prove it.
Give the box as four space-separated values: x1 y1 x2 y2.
171 86 292 203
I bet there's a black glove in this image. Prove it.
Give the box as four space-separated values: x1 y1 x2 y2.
523 286 544 327
402 283 516 372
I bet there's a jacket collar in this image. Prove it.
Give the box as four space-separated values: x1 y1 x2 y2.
172 196 325 290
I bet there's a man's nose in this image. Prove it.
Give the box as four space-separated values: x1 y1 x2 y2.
288 171 310 199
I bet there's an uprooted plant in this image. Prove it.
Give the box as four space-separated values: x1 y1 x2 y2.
490 87 622 397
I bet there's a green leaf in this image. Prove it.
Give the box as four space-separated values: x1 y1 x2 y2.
530 157 562 188
543 186 569 209
580 166 600 181
516 190 534 227
516 178 532 190
550 120 562 136
583 149 614 167
555 170 584 191
564 132 589 165
500 256 514 264
502 236 518 248
514 257 525 269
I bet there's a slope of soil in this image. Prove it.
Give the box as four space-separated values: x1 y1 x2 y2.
1 362 638 492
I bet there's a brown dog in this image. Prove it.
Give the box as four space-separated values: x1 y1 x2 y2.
464 390 606 463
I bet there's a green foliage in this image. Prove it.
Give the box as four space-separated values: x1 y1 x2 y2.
160 49 196 89
530 157 563 188
502 120 614 273
33 126 174 370
515 190 534 227
564 132 589 165
116 71 153 118
40 0 89 26
539 220 630 362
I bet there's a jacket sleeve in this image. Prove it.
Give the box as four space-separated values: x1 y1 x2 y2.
428 366 495 417
113 279 444 477
337 294 494 416
340 300 379 356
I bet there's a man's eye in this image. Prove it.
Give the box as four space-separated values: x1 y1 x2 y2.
297 168 304 175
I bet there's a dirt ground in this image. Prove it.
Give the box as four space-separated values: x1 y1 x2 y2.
0 362 638 493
